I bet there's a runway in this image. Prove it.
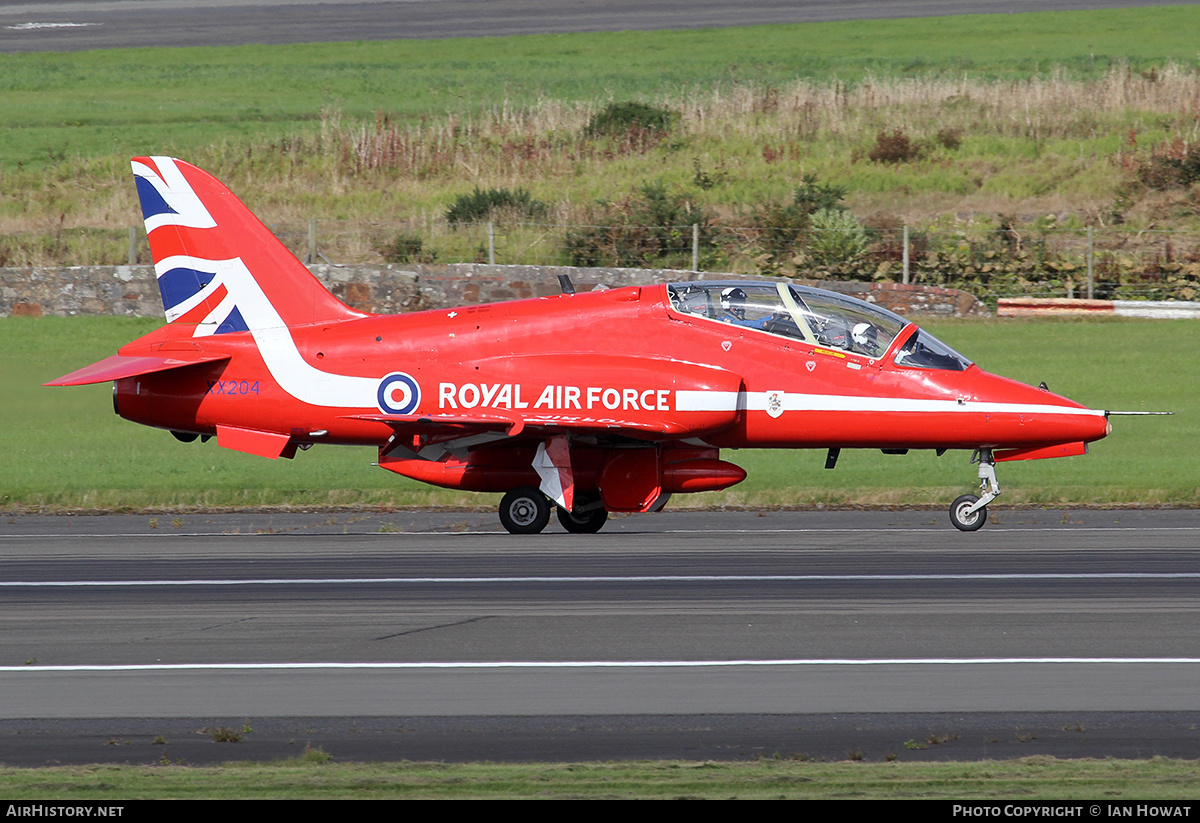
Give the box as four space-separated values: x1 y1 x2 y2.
0 1 1190 53
1 508 1198 764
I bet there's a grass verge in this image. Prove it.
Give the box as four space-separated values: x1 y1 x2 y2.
6 6 1200 171
0 757 1197 799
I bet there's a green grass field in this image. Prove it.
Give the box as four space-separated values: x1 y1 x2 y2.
1 756 1198 799
3 314 1192 513
7 5 1200 277
5 6 1198 171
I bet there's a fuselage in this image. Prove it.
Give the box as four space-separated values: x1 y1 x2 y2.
112 281 1110 454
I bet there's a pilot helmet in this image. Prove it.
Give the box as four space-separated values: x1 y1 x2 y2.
720 287 747 320
852 322 878 350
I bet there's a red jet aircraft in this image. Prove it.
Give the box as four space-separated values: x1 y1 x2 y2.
48 157 1115 532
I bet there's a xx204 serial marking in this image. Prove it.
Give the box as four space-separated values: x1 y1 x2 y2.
207 379 260 396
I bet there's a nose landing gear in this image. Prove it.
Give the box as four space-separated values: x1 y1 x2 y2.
949 449 1001 532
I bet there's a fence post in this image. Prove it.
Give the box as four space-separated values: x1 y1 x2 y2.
902 225 910 285
692 224 699 271
1086 226 1094 300
128 226 137 265
488 221 496 265
304 219 332 264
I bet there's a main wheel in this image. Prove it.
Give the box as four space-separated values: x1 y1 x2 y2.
498 487 551 534
556 504 608 534
949 494 987 532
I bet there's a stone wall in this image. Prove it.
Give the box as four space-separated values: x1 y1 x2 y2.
0 263 989 319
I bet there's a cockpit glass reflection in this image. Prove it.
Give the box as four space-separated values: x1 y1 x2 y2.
668 281 909 358
893 329 973 371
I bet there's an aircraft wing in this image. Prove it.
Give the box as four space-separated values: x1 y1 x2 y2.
345 411 525 435
344 409 730 440
45 352 232 386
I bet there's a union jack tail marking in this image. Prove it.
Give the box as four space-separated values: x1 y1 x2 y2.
132 156 364 335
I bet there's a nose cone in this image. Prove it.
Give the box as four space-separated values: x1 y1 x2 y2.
964 368 1109 447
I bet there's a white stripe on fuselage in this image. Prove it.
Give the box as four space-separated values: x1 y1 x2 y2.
676 390 1105 417
167 254 378 409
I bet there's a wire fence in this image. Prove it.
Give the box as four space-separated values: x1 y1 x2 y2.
5 221 1199 304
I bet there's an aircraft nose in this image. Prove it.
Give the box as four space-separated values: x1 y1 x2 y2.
966 368 1109 445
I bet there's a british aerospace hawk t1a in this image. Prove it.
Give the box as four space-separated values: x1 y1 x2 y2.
48 157 1115 533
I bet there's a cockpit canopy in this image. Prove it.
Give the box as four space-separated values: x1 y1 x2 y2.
667 281 972 370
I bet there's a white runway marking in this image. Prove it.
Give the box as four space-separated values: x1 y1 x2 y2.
2 571 1199 587
4 22 100 29
4 658 1200 673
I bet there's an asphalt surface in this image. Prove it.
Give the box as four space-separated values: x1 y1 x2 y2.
1 508 1198 765
0 1 1193 52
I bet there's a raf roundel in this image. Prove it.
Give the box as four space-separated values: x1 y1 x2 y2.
377 372 421 415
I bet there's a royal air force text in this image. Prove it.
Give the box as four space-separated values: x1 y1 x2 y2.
438 383 671 412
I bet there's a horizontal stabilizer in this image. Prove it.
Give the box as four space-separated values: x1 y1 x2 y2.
45 352 230 387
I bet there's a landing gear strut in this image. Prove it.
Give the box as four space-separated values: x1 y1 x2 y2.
949 449 1001 532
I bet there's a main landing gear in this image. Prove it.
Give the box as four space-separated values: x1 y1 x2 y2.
498 487 609 535
498 487 550 534
949 448 1001 532
556 492 608 534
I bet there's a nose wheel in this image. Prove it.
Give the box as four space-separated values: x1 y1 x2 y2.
949 494 987 531
949 449 1001 532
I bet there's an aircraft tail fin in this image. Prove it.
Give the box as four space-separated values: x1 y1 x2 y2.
131 156 365 335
